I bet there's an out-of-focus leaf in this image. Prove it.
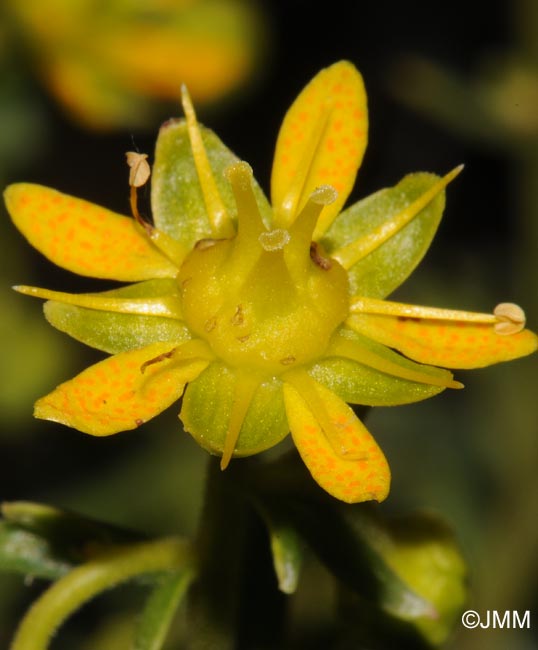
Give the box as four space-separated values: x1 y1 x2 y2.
0 521 73 580
255 499 304 594
248 456 466 645
2 502 143 547
133 569 194 650
366 510 467 645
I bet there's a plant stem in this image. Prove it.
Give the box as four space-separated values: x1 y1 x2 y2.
11 538 193 650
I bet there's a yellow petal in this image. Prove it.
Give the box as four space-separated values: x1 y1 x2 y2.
348 312 538 369
271 61 367 234
35 341 210 436
283 378 390 504
4 184 178 281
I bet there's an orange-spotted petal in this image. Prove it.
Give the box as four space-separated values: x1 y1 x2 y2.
35 341 211 435
347 310 538 369
283 374 390 504
4 183 178 281
271 60 367 234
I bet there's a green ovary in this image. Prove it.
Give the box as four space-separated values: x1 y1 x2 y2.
178 233 349 376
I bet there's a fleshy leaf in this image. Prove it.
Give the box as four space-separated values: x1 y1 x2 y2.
180 362 288 457
321 173 446 297
0 501 144 580
309 328 451 406
43 280 191 354
372 511 467 645
4 184 178 281
348 312 538 369
282 379 390 503
35 341 209 435
256 501 304 594
271 60 367 232
151 119 272 247
0 521 72 580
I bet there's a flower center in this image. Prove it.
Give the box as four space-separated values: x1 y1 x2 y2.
178 162 349 376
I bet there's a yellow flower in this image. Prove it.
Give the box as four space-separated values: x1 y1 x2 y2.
5 62 537 503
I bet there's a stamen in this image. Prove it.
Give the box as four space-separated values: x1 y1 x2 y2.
332 165 464 269
275 101 333 227
126 151 152 231
181 84 234 238
126 151 186 267
140 339 214 374
13 285 184 320
283 369 366 459
220 374 259 470
494 303 526 335
350 296 498 324
351 296 527 336
328 334 463 389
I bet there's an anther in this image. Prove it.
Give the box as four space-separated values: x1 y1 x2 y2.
126 151 152 230
140 348 177 374
126 152 151 188
494 303 526 335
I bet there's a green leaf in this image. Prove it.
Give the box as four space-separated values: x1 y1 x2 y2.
309 328 447 406
0 502 145 580
322 173 446 297
151 119 272 248
133 569 194 650
180 362 289 456
44 280 191 353
0 521 72 580
255 500 304 594
373 511 467 645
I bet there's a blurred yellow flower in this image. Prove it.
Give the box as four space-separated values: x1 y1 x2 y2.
5 62 537 503
5 0 264 129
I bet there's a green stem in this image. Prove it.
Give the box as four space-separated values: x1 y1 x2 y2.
186 458 249 650
11 538 193 650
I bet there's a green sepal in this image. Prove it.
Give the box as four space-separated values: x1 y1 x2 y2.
0 501 143 580
151 119 272 247
180 363 289 456
322 173 446 297
133 569 194 650
44 279 191 354
309 327 448 406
